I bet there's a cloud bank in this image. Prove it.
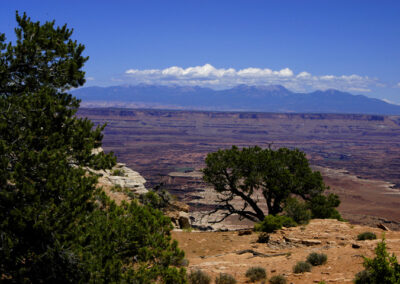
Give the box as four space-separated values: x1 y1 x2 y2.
124 63 377 93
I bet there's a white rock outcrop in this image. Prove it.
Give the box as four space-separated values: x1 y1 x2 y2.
89 148 148 195
96 163 148 195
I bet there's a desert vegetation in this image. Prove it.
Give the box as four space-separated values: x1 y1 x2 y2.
188 270 211 284
254 215 297 233
354 238 400 283
357 231 377 241
269 275 287 284
203 146 341 224
215 273 237 284
293 261 312 273
306 252 328 266
245 266 267 282
0 12 186 283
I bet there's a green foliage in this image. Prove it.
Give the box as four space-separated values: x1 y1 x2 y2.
0 12 186 283
269 275 287 284
203 146 340 223
111 184 124 192
306 252 328 266
283 197 311 224
293 261 312 273
357 232 377 241
111 169 125 176
188 270 211 284
245 267 267 282
354 238 400 284
354 270 372 284
308 193 342 220
215 273 237 284
255 215 296 233
78 194 186 283
140 188 172 210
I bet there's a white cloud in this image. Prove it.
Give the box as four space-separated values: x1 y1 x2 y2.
123 63 377 93
296 71 311 78
396 82 400 88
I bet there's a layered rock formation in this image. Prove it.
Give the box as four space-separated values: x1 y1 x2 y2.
96 162 148 195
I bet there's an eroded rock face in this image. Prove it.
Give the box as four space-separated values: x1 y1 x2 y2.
89 147 148 195
98 163 148 195
91 148 191 229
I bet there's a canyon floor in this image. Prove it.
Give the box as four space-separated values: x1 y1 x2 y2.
78 108 400 228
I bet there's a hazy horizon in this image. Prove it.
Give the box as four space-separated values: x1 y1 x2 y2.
2 0 400 102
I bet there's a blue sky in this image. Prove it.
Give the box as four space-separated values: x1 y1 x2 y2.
2 0 400 102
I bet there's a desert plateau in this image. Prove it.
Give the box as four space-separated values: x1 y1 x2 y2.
77 108 400 230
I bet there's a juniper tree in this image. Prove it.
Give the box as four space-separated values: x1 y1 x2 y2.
202 146 341 223
0 12 186 283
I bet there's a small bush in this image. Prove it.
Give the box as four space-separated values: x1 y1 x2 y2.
354 238 400 283
245 267 267 282
215 273 237 284
354 270 372 284
269 274 287 284
293 261 312 273
188 270 211 284
280 215 297 228
357 232 377 241
254 215 296 233
139 190 170 210
306 252 327 266
283 197 311 225
111 169 125 176
111 184 123 192
308 193 342 220
257 232 270 243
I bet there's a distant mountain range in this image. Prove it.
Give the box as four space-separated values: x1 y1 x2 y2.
72 84 400 115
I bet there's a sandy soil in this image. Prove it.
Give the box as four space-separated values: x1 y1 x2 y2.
172 219 400 283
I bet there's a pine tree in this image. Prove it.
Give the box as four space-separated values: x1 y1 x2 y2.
0 12 186 283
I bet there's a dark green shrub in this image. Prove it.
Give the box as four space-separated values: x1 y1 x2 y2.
306 252 327 266
269 274 287 284
281 215 297 228
215 273 237 284
283 197 311 224
293 261 312 273
111 169 125 176
354 270 372 284
245 267 266 282
308 194 342 220
254 215 296 233
354 238 400 283
357 232 377 241
0 12 187 284
257 232 270 243
188 270 211 284
139 190 171 210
